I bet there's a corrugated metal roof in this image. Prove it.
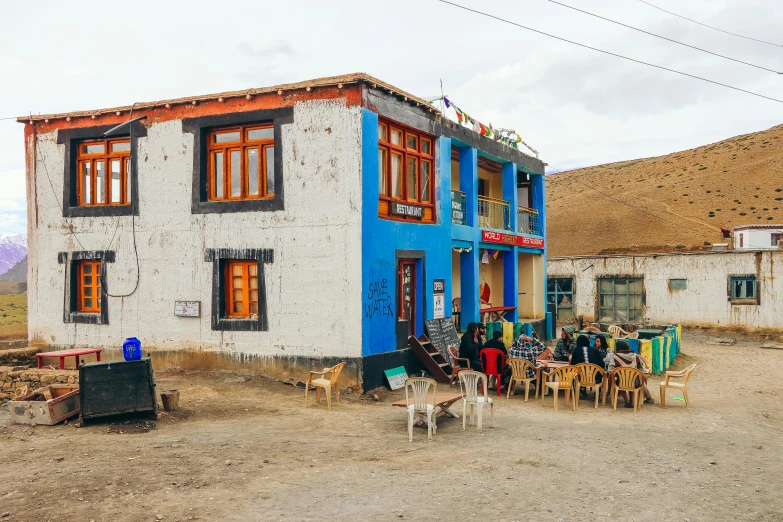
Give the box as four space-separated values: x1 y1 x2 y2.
16 72 440 123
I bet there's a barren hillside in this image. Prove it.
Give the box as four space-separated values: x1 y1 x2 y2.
546 124 783 257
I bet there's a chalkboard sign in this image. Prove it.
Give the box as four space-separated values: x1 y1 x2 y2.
425 319 447 359
441 319 461 353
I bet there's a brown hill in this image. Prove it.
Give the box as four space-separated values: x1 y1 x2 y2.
546 124 783 257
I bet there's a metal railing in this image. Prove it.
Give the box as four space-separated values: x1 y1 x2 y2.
518 206 540 236
451 190 467 225
478 196 511 231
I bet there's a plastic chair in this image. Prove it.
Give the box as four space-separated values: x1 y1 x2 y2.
575 363 607 408
479 348 506 397
404 377 437 441
304 362 346 409
506 358 538 401
660 364 696 408
611 367 644 412
452 298 461 329
541 366 580 411
448 345 471 387
608 325 630 339
459 371 493 432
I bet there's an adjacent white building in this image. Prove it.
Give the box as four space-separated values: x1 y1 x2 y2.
733 224 783 250
548 249 783 331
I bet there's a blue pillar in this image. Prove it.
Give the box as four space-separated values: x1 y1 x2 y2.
459 146 479 329
532 172 549 338
502 162 519 322
459 147 478 227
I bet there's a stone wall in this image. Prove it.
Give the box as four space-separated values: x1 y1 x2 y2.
0 367 78 401
0 347 40 367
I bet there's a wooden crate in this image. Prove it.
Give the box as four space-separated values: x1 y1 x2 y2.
9 385 80 425
79 357 157 424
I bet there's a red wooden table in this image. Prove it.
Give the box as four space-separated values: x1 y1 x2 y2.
37 348 102 370
480 306 517 323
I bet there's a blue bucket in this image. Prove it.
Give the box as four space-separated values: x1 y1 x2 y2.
123 337 142 361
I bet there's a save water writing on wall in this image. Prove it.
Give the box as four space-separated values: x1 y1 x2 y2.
365 278 393 319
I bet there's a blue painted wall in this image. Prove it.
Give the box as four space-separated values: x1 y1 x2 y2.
361 109 454 356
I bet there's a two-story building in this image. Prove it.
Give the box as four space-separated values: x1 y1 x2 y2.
19 73 548 391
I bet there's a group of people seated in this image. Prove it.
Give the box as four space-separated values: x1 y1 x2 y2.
459 323 654 408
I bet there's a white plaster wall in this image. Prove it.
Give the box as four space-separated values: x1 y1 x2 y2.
28 99 364 360
548 251 783 329
734 229 783 250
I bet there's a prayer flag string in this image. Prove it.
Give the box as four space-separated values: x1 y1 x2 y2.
443 97 539 158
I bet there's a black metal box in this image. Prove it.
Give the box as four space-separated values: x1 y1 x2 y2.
79 357 157 423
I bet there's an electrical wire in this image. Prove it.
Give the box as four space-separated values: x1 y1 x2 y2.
636 0 783 48
547 0 782 75
436 0 783 104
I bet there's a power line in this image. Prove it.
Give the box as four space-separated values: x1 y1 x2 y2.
547 0 782 75
636 0 783 48
436 0 783 104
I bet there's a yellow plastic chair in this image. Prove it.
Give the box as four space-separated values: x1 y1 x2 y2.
627 332 639 339
611 367 644 412
541 366 580 411
660 364 697 408
304 362 346 409
404 377 437 441
506 358 539 401
575 363 608 408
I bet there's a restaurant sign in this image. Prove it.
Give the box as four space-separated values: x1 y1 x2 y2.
481 230 545 249
391 201 424 218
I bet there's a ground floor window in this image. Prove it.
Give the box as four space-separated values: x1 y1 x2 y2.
59 250 114 325
729 275 757 302
226 261 259 318
598 277 643 322
547 277 573 323
77 260 102 313
772 233 783 247
206 248 273 331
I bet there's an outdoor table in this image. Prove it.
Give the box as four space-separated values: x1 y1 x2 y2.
392 391 465 425
636 329 664 340
480 306 517 323
37 348 102 370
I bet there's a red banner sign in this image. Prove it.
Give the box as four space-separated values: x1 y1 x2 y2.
481 230 545 249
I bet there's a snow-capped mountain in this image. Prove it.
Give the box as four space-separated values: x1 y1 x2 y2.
0 234 27 277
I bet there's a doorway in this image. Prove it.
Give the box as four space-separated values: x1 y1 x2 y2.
398 259 417 337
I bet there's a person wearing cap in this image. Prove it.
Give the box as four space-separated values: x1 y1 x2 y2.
482 329 507 356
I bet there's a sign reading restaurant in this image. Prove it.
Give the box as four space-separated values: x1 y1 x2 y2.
481 230 545 249
391 201 424 219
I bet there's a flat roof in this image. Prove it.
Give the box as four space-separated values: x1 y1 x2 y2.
16 72 440 123
733 224 783 231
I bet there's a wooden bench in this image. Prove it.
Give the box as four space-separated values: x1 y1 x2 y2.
480 305 517 323
37 348 102 370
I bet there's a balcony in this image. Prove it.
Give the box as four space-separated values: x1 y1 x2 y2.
518 206 540 236
478 196 511 232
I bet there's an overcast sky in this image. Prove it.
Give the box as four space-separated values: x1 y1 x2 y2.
1 0 781 237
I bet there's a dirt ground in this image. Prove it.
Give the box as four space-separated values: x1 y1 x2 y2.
1 330 782 522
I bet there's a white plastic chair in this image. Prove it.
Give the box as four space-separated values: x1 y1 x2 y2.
404 377 437 441
459 370 494 432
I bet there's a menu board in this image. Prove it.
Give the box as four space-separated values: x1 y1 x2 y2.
425 319 447 358
441 319 461 353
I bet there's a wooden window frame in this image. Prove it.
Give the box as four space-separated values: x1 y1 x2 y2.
58 250 114 325
378 119 436 223
75 138 131 207
225 260 260 318
207 124 274 202
728 275 758 304
77 260 102 313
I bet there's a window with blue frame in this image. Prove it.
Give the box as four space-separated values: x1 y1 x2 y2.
547 277 574 323
729 275 757 302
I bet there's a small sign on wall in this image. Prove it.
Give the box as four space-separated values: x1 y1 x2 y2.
391 201 424 218
433 294 445 319
384 366 409 391
174 301 201 317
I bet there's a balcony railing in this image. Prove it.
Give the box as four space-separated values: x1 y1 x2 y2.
478 196 511 231
451 190 467 225
518 206 540 236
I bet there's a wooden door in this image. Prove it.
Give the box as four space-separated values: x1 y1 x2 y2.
398 260 416 337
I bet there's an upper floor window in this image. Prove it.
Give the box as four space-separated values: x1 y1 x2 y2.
378 119 435 223
77 139 131 206
208 124 275 201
